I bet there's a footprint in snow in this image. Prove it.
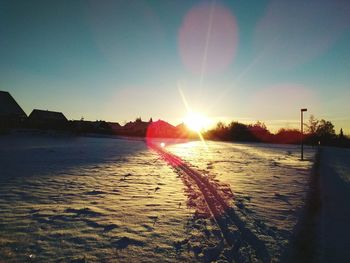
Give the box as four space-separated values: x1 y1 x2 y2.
274 193 291 204
149 215 159 226
103 224 118 232
84 190 105 195
113 237 144 249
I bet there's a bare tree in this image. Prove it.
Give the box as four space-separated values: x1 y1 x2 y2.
306 115 319 134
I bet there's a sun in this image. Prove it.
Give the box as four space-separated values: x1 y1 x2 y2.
184 112 212 132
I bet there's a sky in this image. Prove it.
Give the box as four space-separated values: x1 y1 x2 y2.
1 0 350 133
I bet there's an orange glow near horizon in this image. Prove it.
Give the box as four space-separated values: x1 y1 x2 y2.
178 87 210 149
184 111 212 132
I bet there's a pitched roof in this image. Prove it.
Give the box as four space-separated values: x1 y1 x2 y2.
0 91 27 117
29 109 68 122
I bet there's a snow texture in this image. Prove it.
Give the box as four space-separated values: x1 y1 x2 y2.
0 133 317 262
317 147 350 262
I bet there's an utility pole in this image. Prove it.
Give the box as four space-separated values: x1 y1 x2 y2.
301 108 307 160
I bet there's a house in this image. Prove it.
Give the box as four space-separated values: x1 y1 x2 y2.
109 122 122 133
121 118 150 136
28 109 68 129
146 120 178 138
0 91 27 128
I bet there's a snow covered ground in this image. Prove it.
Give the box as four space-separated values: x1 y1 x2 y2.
0 133 316 262
317 147 350 262
166 141 315 261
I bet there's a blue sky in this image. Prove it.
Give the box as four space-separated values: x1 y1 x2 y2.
1 0 349 133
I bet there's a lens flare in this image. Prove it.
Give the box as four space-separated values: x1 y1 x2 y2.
178 2 238 75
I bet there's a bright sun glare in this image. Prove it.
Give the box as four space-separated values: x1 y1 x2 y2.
184 112 212 132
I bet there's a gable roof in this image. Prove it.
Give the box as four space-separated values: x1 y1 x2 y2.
29 109 68 122
0 91 27 117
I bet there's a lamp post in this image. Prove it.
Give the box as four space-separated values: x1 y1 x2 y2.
301 108 307 160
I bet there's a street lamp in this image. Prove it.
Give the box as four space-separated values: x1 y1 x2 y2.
301 108 307 160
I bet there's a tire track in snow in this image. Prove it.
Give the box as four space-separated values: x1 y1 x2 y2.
150 144 271 262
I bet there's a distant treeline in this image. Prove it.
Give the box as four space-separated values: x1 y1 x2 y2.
2 114 349 148
203 116 350 148
1 116 197 139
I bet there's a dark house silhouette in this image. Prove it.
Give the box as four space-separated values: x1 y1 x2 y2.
120 119 150 136
28 109 68 129
146 120 180 138
146 120 196 139
109 122 122 133
0 91 27 128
